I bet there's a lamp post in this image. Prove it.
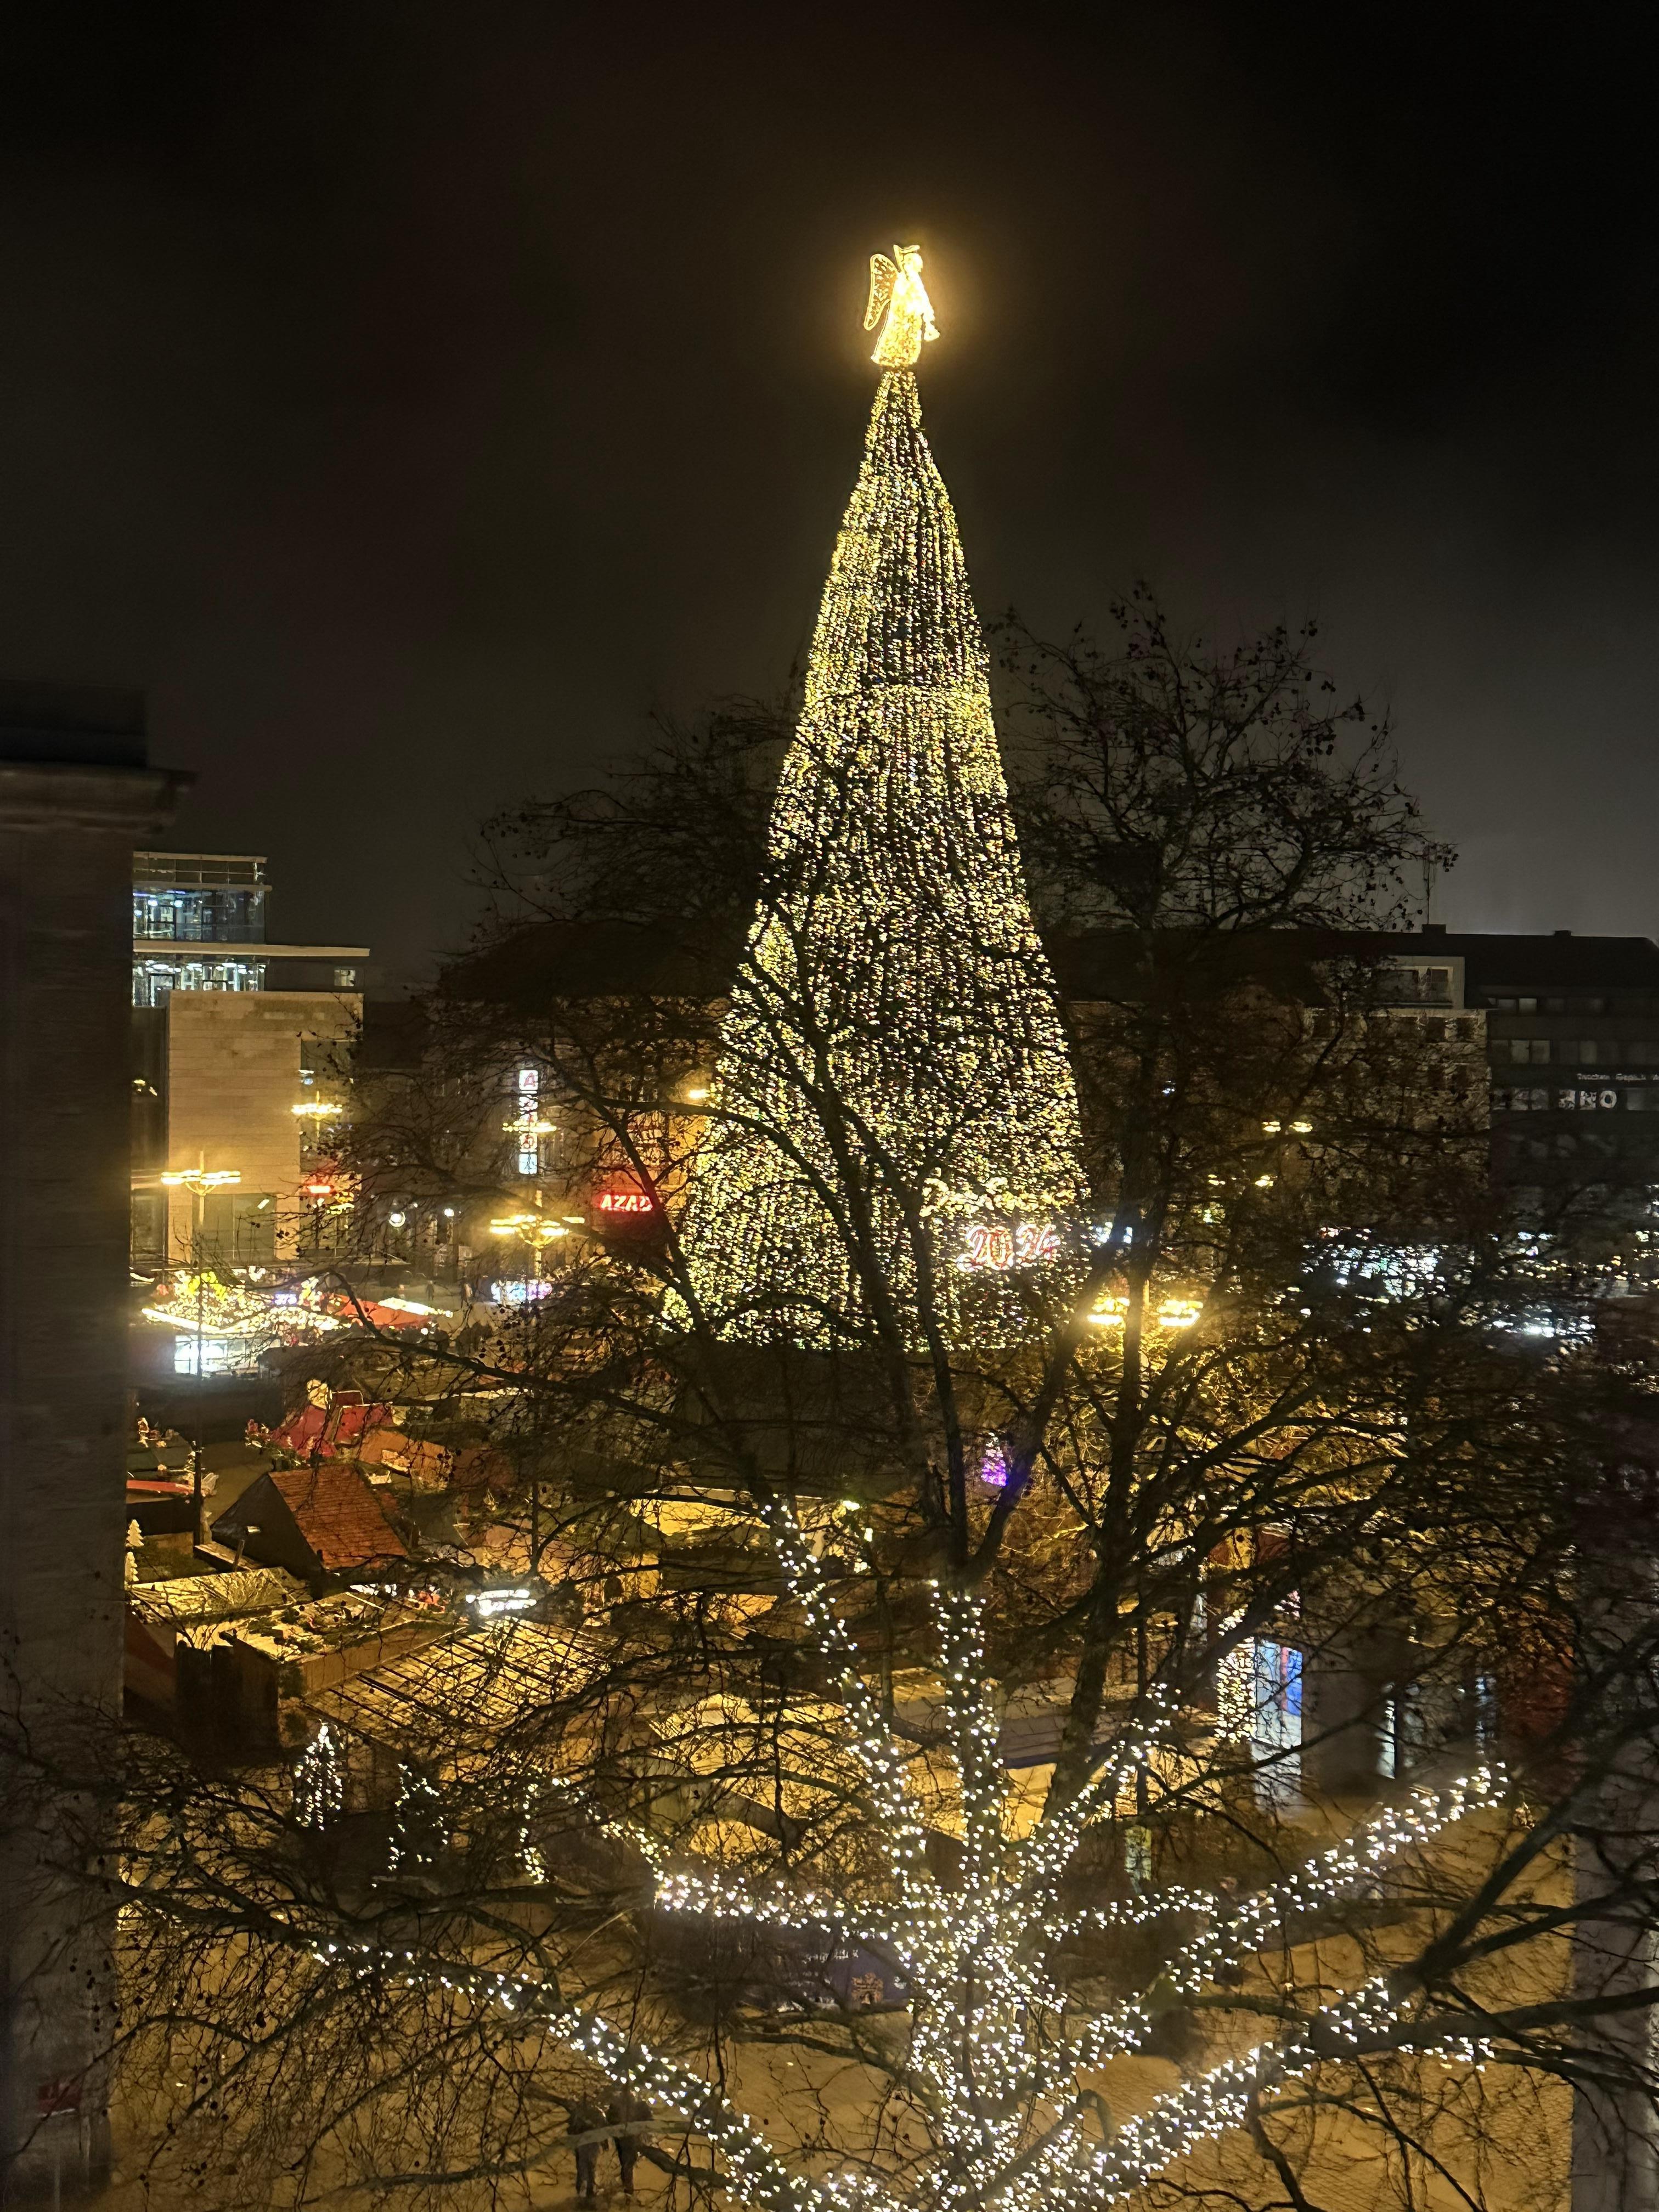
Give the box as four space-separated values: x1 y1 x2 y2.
160 1164 241 1537
488 1211 568 1573
487 1210 569 1304
292 1098 343 1263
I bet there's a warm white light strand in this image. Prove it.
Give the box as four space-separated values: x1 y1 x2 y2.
673 368 1088 1347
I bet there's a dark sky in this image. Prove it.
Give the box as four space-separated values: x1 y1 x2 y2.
4 2 1658 979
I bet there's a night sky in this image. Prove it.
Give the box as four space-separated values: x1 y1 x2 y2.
3 3 1658 980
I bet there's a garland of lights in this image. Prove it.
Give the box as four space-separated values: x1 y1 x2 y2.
387 1764 444 1874
296 1506 1509 2209
674 369 1088 1347
291 1723 345 1829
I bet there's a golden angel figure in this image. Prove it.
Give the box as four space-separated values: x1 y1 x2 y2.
864 243 939 370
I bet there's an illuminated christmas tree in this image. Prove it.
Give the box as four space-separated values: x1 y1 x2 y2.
306 1502 1507 2208
677 255 1087 1345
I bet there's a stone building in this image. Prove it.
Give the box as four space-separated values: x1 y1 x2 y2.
0 683 185 2198
128 851 369 1267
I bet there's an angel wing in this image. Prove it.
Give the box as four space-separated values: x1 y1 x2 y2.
864 252 899 332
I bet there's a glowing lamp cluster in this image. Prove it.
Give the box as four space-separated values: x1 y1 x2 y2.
1088 1293 1203 1330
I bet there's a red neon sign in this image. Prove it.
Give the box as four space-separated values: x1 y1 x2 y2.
595 1188 657 1216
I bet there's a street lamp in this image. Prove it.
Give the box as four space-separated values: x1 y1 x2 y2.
488 1211 568 1304
160 1165 241 1537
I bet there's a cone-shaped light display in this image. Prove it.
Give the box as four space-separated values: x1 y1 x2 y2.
677 352 1086 1346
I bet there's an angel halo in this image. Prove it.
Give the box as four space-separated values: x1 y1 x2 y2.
864 242 940 370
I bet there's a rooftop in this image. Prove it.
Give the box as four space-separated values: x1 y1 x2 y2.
267 1461 409 1572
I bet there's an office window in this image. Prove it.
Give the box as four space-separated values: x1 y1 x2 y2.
130 1191 166 1266
198 1192 277 1262
1251 1640 1303 1805
132 957 267 1008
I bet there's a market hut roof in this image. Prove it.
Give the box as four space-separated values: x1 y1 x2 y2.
212 1460 409 1579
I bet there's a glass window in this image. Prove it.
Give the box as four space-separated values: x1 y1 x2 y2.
1251 1639 1303 1805
199 1192 276 1262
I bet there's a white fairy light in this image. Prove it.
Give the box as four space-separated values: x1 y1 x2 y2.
386 1764 443 1874
672 342 1087 1349
289 1525 1505 2212
291 1723 344 1830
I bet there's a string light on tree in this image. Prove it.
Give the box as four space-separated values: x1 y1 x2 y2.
386 1764 444 1874
675 245 1087 1347
291 1500 1506 2212
291 1723 344 1829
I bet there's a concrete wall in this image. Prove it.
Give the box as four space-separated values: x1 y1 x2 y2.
163 990 358 1260
0 756 182 2199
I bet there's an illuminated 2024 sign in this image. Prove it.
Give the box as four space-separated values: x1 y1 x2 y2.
961 1221 1059 1271
595 1188 657 1216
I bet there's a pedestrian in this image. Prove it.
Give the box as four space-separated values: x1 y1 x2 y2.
568 2099 605 2203
607 2091 652 2197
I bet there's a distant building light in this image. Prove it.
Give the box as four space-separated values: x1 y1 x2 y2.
468 1585 537 1618
173 1335 249 1377
1157 1297 1203 1329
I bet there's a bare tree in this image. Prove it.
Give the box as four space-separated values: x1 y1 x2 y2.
38 595 1656 2212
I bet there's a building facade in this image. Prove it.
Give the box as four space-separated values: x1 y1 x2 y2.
130 852 370 1267
0 682 185 2198
1381 927 1659 1209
